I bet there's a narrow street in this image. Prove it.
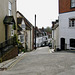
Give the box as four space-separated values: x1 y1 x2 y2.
0 47 75 75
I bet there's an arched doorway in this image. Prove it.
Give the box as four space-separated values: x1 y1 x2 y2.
61 38 65 50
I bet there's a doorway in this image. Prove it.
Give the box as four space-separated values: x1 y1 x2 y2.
61 38 65 50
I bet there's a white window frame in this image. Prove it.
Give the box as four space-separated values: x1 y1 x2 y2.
21 24 25 30
10 25 14 36
20 35 24 43
8 1 12 16
71 0 75 8
11 29 14 36
69 18 75 27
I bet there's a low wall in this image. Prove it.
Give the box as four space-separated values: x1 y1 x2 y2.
0 46 18 63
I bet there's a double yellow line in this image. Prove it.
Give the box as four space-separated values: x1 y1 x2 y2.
7 53 26 70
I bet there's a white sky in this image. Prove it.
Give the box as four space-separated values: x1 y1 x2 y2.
17 0 59 28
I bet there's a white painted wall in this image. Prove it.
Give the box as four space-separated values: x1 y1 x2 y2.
54 26 59 49
52 25 59 49
36 37 43 47
59 11 75 49
18 19 26 48
27 30 30 51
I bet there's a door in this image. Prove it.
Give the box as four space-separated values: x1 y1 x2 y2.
61 38 65 50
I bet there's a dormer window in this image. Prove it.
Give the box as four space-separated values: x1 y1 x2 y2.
71 0 75 8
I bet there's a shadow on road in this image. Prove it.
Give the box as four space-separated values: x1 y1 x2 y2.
55 49 75 54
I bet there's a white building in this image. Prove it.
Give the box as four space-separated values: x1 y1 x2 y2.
34 27 43 47
52 20 59 49
17 11 34 51
39 28 48 46
59 0 75 50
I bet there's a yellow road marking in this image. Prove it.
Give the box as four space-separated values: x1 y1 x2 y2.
7 53 26 70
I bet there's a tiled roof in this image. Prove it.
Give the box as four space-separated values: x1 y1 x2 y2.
17 11 34 28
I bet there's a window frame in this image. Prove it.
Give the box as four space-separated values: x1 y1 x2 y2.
8 1 12 16
70 39 75 47
71 0 75 8
20 35 24 43
11 29 14 36
21 24 25 30
10 25 14 36
69 18 75 27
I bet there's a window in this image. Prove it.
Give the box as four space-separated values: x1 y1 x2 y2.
70 39 75 47
11 29 14 36
21 24 25 30
69 18 75 27
20 35 24 43
71 0 75 8
10 25 14 36
8 1 12 16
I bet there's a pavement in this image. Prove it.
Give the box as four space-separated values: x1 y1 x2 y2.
0 52 25 71
0 48 74 70
0 47 54 71
0 47 75 75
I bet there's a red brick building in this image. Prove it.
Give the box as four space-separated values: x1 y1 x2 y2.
59 0 75 13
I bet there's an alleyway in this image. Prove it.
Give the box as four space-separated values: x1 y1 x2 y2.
0 47 75 75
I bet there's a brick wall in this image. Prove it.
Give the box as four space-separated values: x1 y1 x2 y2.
0 46 18 62
59 0 75 13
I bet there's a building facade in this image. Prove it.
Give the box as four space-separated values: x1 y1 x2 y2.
34 27 43 47
39 27 48 46
0 0 18 62
17 16 26 48
17 11 34 51
52 20 59 49
0 0 17 43
59 0 75 50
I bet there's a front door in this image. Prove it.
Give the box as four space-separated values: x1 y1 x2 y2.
61 38 65 50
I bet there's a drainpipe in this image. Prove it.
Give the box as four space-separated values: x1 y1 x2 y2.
52 22 55 49
35 14 36 49
52 30 54 49
30 28 31 50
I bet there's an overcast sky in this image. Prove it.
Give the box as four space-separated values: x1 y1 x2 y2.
17 0 58 28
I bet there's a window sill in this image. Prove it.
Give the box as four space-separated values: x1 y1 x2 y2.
20 42 24 44
68 27 75 29
70 7 75 9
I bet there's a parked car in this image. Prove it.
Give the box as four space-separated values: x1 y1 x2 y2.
41 43 45 47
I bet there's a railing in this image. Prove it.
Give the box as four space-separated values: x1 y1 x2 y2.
0 37 17 57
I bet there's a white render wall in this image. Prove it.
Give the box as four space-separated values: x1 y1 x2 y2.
27 30 30 51
54 26 59 49
52 26 59 49
26 29 33 51
59 11 75 49
36 37 43 47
